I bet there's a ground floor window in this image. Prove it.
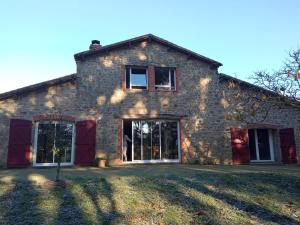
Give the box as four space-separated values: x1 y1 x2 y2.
248 129 275 161
33 121 75 166
123 120 180 162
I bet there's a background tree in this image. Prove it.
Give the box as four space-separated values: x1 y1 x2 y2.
220 48 300 123
252 48 300 107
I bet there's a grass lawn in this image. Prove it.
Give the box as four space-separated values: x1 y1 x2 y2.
0 165 299 225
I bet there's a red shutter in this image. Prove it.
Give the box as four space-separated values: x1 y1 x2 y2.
176 68 181 91
75 120 96 166
7 119 32 167
280 128 298 164
230 128 250 164
121 65 126 90
180 118 186 163
148 66 155 91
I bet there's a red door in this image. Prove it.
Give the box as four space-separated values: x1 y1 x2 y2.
7 119 32 167
230 128 250 164
75 120 96 165
280 128 298 164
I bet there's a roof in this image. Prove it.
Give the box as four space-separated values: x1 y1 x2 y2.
219 73 279 96
0 74 77 101
74 34 223 67
219 73 300 107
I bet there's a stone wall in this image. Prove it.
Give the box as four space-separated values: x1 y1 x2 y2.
219 77 300 163
0 82 78 167
75 41 226 164
1 40 299 167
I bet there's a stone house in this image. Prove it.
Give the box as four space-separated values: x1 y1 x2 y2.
0 34 298 168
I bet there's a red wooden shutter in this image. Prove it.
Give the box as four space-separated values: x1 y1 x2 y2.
230 128 250 164
175 68 181 91
148 66 155 91
75 120 96 166
120 65 126 90
280 128 298 164
7 119 32 167
180 118 186 163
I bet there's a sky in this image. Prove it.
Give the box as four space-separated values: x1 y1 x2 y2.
0 0 299 93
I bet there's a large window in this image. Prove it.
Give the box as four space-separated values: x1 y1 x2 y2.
34 121 74 166
123 120 179 162
248 129 274 161
126 67 148 89
155 67 176 90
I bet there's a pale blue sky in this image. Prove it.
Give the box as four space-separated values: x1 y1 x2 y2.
0 0 299 93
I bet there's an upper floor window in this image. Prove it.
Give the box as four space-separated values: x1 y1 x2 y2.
155 67 176 91
126 66 148 89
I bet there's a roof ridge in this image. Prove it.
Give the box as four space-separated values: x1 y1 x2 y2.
74 34 222 67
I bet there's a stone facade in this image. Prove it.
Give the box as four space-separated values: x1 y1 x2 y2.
0 38 299 167
219 77 300 163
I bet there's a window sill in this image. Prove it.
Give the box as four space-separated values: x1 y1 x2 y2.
154 89 177 92
125 89 148 93
124 89 178 93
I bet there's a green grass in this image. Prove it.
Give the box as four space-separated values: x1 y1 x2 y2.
0 165 299 225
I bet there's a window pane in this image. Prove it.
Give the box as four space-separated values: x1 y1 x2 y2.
131 74 147 87
248 129 257 160
257 129 271 160
133 121 141 160
155 68 170 87
170 70 175 90
142 121 151 160
55 123 73 163
36 123 55 163
161 121 178 159
152 121 160 160
130 68 147 89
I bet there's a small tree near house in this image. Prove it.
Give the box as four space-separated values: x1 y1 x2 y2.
52 146 63 182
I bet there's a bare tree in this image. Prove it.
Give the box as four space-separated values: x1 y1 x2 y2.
252 48 300 108
220 48 300 123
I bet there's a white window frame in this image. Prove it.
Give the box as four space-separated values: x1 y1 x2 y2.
123 120 180 164
33 121 75 167
129 67 148 89
250 129 275 162
155 68 176 91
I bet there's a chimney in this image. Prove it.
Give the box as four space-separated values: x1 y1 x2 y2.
89 40 101 50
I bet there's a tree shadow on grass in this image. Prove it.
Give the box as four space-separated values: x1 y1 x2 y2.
166 174 300 225
128 176 220 225
0 181 45 225
70 177 123 225
53 184 89 225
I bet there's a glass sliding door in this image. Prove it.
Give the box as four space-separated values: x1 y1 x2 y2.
36 123 55 164
34 121 74 166
133 121 142 160
142 121 152 160
152 121 160 160
161 121 178 160
248 128 274 162
130 120 180 162
256 129 271 160
55 123 73 163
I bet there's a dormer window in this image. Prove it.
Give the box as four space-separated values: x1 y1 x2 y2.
126 66 148 89
155 67 176 90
